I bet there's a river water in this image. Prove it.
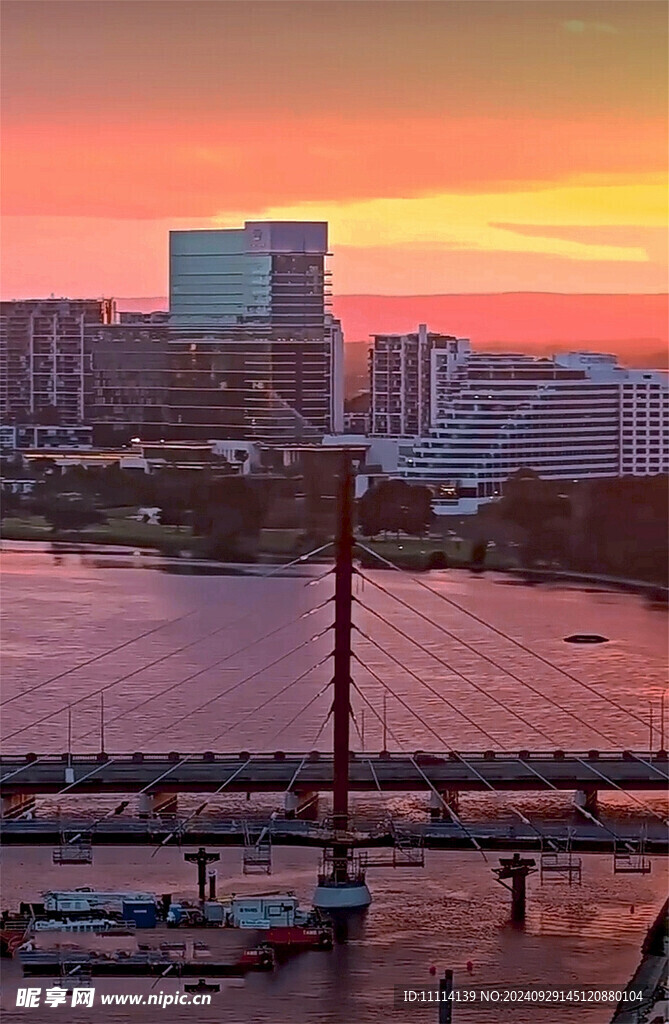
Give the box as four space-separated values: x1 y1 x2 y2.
1 547 667 1023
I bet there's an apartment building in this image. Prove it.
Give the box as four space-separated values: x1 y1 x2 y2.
84 321 171 445
369 325 470 436
169 221 330 331
400 351 669 514
0 299 115 427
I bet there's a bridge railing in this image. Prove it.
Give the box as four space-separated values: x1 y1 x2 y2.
1 749 665 766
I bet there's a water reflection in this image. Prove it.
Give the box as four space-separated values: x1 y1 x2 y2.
1 550 667 1023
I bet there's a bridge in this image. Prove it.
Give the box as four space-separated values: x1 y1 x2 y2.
2 451 667 918
3 749 666 823
1 750 667 796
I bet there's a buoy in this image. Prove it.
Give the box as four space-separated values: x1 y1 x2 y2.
563 634 608 644
429 965 436 976
466 961 473 973
630 905 635 914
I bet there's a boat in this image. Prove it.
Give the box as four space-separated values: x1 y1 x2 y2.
217 892 333 950
165 891 333 950
32 918 135 936
563 634 608 644
20 945 275 977
184 979 220 994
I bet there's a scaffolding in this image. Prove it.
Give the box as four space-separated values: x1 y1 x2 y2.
613 830 651 875
52 832 93 865
242 821 272 874
317 847 367 886
359 827 425 869
540 832 582 885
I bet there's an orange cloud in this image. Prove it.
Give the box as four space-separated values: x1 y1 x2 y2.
2 0 666 301
3 116 665 219
3 215 666 301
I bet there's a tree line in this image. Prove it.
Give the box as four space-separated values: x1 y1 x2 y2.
494 469 668 584
1 459 268 560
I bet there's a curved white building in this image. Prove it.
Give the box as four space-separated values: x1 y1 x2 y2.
400 351 669 514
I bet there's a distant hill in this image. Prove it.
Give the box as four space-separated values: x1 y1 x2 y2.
345 341 372 397
117 293 668 376
117 297 167 314
331 293 668 367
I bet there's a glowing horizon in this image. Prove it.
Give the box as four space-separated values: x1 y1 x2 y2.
1 0 666 310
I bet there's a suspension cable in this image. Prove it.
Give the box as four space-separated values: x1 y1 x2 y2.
355 605 668 827
356 605 550 744
154 759 253 852
54 635 333 797
81 600 332 748
1 608 199 708
350 677 487 860
147 651 333 836
154 659 334 851
357 542 652 731
354 653 557 849
354 628 505 749
1 593 333 746
281 706 332 806
157 709 331 852
365 755 392 829
1 543 332 710
271 680 333 747
355 653 632 847
357 569 624 747
1 612 332 787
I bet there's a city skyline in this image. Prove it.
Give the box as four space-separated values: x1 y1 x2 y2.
2 0 667 347
1 3 667 1012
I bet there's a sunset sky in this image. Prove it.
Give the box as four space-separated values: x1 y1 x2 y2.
2 0 667 344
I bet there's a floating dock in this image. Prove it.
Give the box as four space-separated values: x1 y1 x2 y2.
20 948 275 977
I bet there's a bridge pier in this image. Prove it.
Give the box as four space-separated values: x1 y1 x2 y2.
284 790 320 821
574 786 598 814
1 793 36 819
493 854 537 923
429 788 460 820
137 791 178 818
184 848 220 903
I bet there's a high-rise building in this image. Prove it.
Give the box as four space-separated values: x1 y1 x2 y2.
169 222 330 330
85 321 171 445
0 299 115 427
165 323 341 442
400 350 669 514
83 320 343 444
1 222 342 446
370 325 470 436
167 221 343 440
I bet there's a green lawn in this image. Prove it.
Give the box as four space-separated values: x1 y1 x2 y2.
1 515 191 550
258 528 305 554
360 535 518 570
1 516 517 570
1 515 52 537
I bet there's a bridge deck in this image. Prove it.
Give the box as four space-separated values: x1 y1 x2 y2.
2 815 668 854
1 751 667 795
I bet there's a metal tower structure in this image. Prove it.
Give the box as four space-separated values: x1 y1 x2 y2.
314 449 371 910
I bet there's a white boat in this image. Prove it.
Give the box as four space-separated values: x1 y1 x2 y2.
33 918 135 934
